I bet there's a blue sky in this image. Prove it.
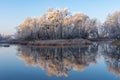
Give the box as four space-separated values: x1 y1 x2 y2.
0 0 120 34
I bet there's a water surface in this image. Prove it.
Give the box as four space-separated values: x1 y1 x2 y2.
0 42 120 80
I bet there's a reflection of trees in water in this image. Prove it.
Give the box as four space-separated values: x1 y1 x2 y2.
102 44 120 76
17 43 120 76
17 45 99 76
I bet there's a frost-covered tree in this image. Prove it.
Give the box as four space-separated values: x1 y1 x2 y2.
103 10 120 39
87 18 101 39
17 17 32 40
0 33 12 41
16 8 102 40
71 12 87 38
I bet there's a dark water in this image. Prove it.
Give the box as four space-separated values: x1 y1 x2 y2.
0 42 120 80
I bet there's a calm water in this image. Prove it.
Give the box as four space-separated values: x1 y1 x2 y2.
0 42 120 80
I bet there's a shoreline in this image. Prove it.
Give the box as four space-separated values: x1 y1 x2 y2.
0 39 92 46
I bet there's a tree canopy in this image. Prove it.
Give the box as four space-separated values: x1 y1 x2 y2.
16 8 120 40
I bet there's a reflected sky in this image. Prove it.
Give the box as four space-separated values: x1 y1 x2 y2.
0 43 120 80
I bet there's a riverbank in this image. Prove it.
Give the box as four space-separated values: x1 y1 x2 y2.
0 39 92 46
28 39 92 46
112 39 120 45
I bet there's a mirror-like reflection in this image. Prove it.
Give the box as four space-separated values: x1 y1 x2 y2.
102 45 120 76
1 42 120 80
17 45 100 76
17 42 120 77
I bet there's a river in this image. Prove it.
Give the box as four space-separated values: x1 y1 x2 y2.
0 42 120 80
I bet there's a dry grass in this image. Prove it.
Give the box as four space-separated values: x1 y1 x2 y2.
112 39 120 45
3 39 92 46
28 39 92 46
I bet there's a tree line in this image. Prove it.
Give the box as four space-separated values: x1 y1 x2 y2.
16 8 120 40
0 34 11 41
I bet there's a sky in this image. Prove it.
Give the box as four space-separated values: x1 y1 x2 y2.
0 0 120 34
